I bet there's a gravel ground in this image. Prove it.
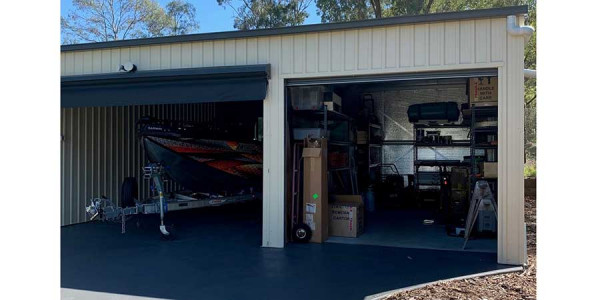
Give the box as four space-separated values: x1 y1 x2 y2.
385 196 537 300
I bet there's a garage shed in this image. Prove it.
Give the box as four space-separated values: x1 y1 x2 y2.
61 5 530 265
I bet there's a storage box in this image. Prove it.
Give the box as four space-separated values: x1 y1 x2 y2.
323 92 342 112
480 162 498 178
469 77 498 104
302 139 328 243
323 101 340 112
329 195 364 238
290 86 342 111
356 131 368 144
293 128 326 140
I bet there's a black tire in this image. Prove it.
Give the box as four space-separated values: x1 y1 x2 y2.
292 223 312 243
120 177 138 208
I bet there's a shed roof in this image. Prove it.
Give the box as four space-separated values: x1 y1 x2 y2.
61 5 527 52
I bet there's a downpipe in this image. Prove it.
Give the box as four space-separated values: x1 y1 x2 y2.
507 15 535 43
524 69 536 79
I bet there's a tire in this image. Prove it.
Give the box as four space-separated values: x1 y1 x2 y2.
292 223 312 243
120 177 138 208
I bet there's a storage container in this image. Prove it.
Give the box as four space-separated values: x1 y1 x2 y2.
407 102 460 124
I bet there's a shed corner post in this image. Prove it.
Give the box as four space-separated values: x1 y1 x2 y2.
498 14 527 265
261 77 286 249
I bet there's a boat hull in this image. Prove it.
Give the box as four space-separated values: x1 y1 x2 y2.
143 136 262 194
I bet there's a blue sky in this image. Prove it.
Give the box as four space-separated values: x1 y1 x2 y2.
61 0 322 34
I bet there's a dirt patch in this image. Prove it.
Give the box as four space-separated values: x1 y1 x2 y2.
385 196 537 300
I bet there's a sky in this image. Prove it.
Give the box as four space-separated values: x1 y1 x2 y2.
61 0 323 34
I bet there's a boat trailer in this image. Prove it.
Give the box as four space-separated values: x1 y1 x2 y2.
85 163 259 238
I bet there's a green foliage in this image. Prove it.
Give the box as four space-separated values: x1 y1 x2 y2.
217 0 311 30
315 0 373 22
524 162 536 178
61 0 199 44
166 0 200 35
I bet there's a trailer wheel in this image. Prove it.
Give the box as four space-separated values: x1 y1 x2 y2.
292 223 312 243
120 177 138 208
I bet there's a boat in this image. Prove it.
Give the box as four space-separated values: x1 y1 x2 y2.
138 117 262 194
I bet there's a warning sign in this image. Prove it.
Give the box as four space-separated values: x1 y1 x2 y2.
469 77 498 104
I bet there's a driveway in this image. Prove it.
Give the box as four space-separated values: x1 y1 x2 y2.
62 203 511 300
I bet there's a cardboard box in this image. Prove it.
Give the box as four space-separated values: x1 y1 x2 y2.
329 195 364 238
480 162 498 178
469 77 498 104
356 131 368 144
302 139 328 243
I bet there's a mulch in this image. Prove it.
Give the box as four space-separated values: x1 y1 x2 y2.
385 196 537 300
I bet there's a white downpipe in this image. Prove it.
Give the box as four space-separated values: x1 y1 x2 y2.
524 69 536 79
507 15 535 43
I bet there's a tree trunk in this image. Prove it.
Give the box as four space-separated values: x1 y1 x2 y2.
370 0 382 18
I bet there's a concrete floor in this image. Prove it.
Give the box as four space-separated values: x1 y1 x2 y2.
327 209 497 252
62 202 511 300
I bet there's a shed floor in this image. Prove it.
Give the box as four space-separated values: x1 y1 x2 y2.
326 209 497 252
62 202 511 300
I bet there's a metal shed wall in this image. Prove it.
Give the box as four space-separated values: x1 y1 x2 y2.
61 14 526 264
60 103 215 226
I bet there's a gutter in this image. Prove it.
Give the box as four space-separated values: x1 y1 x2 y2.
507 15 535 43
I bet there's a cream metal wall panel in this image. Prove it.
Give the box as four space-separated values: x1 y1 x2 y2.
414 24 428 67
498 15 526 265
400 25 415 67
475 19 491 63
429 23 443 66
60 103 215 226
317 32 331 72
344 30 357 71
305 33 318 73
62 16 525 263
357 29 372 70
293 34 306 74
444 21 460 65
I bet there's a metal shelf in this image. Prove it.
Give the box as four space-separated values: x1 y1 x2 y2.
329 141 352 146
472 143 498 149
472 126 498 133
414 141 471 147
469 105 498 200
293 108 352 121
413 123 470 129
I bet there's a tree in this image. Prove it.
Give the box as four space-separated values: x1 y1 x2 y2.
166 0 199 35
315 0 373 22
61 0 199 44
217 0 312 30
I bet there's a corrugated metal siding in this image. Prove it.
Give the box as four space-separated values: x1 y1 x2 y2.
60 103 215 226
61 16 525 261
61 18 506 76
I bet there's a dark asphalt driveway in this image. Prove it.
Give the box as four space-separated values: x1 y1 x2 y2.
62 203 510 300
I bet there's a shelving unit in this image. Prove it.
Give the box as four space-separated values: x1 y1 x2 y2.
412 123 471 197
357 121 382 191
469 105 498 199
293 105 358 195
